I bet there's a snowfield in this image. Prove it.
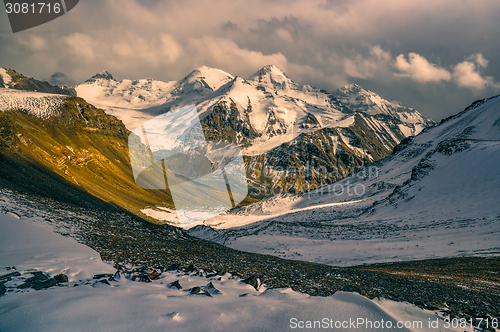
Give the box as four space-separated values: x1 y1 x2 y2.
0 88 69 118
0 212 470 332
0 213 115 282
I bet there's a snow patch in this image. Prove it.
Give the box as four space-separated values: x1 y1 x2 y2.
0 68 12 88
141 207 179 223
0 213 114 281
0 88 68 118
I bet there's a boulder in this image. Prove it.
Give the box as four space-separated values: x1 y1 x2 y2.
132 273 151 282
184 265 196 273
0 271 21 282
148 271 161 280
54 274 69 283
188 286 211 297
189 286 201 294
203 282 221 295
165 263 181 271
17 271 48 289
32 278 58 290
242 276 261 291
0 282 6 296
341 285 362 294
167 280 182 290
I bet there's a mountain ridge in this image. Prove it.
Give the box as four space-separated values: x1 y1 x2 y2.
0 68 76 96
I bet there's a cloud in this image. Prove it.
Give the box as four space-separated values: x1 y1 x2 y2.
370 45 391 61
17 36 48 52
186 36 288 76
452 53 497 93
343 45 392 79
394 53 451 83
1 0 500 121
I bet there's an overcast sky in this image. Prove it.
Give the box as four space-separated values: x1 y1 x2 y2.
1 0 500 120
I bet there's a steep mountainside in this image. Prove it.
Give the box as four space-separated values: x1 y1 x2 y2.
0 89 174 222
77 65 436 199
189 95 500 266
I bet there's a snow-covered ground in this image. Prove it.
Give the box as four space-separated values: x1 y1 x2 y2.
0 88 69 118
0 213 114 282
188 96 500 266
0 212 471 332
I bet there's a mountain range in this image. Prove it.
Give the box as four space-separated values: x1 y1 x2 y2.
0 65 435 223
75 65 435 205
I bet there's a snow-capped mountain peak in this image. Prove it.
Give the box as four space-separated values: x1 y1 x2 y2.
72 65 435 200
85 70 115 83
331 83 433 128
248 65 298 91
178 66 234 92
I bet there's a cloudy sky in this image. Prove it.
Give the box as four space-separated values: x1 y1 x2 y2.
1 0 500 120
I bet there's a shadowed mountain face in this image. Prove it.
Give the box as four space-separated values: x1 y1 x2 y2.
43 72 77 88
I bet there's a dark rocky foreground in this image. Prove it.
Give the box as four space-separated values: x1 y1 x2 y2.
1 189 499 331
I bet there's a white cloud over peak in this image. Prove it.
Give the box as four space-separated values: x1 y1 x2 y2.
394 53 451 83
343 47 500 96
452 53 497 93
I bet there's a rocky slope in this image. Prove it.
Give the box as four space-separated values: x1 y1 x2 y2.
1 187 498 327
0 68 75 96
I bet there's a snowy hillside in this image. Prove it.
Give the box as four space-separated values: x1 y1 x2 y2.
0 68 13 88
0 88 69 118
188 95 500 266
0 211 468 332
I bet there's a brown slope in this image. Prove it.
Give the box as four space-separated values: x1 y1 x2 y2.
0 97 174 222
